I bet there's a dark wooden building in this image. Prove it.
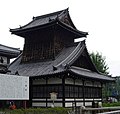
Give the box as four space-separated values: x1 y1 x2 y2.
0 44 23 109
0 44 20 74
9 8 114 107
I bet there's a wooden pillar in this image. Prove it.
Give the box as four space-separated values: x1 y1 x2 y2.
23 101 27 109
73 78 76 107
7 58 10 64
53 25 56 59
29 78 33 107
46 77 48 107
92 81 94 101
82 80 85 106
101 82 103 103
62 75 65 107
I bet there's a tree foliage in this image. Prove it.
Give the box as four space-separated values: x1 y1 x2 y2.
90 52 109 74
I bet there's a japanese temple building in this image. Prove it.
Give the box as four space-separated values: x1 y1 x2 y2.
0 44 20 74
0 44 25 108
9 8 114 107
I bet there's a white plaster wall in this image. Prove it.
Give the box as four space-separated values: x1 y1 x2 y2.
32 98 63 107
32 102 46 107
85 99 94 101
0 74 29 100
47 98 62 101
65 78 74 84
33 79 46 85
84 81 93 86
94 82 101 87
32 99 46 101
85 102 92 106
76 102 83 106
65 102 72 107
93 98 102 101
47 103 62 107
48 77 62 84
75 99 83 101
75 79 83 85
65 99 74 101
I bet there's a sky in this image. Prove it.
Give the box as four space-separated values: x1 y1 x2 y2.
0 0 120 76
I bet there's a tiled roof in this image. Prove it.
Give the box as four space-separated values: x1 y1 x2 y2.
0 44 20 58
9 43 78 76
55 41 85 68
22 10 64 30
10 9 88 38
69 66 114 82
10 9 68 31
8 41 114 82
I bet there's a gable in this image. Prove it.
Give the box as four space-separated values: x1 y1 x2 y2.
72 47 98 72
59 10 76 29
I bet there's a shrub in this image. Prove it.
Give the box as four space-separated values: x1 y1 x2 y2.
103 102 120 107
5 107 69 114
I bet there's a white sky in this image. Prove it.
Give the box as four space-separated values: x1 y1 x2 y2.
0 0 120 76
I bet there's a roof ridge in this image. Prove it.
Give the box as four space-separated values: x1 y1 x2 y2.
8 52 22 67
55 41 85 68
57 20 88 37
0 44 20 51
71 66 92 72
34 8 68 20
10 8 68 33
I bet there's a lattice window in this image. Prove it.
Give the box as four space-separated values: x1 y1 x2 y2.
32 84 62 98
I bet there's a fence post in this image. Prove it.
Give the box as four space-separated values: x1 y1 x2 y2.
80 106 85 114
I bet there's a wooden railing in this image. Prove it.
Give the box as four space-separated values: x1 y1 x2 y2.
69 106 120 114
98 110 120 114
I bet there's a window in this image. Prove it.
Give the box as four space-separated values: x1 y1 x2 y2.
65 85 70 97
84 86 102 98
78 86 83 98
32 84 62 98
65 85 83 98
74 86 78 97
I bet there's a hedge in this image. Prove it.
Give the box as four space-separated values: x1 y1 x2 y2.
103 102 120 107
2 107 70 114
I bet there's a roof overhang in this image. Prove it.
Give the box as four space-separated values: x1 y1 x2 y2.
10 20 57 37
57 20 88 38
0 44 20 58
10 20 88 39
69 66 115 82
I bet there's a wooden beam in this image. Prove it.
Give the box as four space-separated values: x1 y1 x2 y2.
46 77 48 107
62 74 65 107
82 80 85 106
29 78 33 107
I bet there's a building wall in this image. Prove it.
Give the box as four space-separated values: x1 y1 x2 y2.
32 76 102 107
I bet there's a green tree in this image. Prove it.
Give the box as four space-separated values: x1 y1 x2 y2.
90 52 111 101
90 52 109 75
